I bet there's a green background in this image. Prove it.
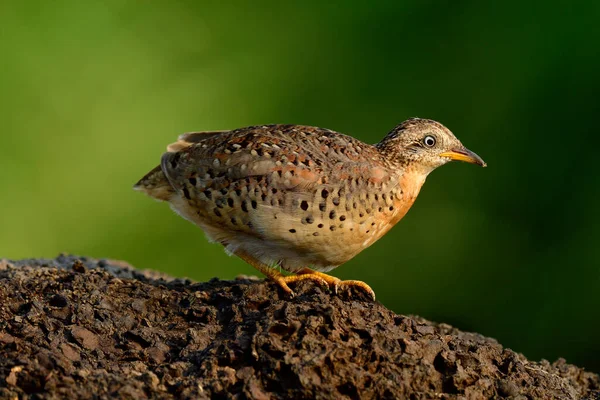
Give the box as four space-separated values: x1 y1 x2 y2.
2 1 599 373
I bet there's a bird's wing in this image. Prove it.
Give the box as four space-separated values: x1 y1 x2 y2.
161 126 323 193
160 124 388 200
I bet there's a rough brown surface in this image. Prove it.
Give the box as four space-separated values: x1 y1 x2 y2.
0 256 598 399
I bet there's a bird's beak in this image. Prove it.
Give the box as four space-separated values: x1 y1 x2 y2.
439 147 487 167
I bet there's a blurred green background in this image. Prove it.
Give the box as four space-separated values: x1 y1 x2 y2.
2 1 599 373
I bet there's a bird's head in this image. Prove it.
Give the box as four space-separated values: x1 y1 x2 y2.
377 118 486 173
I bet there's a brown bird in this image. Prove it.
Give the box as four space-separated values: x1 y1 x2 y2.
134 118 486 300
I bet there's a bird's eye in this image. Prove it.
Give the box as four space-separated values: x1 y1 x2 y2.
423 135 436 148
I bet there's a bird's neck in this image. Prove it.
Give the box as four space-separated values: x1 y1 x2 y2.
400 167 428 199
383 165 430 227
389 162 431 198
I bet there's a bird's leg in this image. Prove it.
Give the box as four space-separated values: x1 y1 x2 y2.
235 251 328 298
296 268 376 300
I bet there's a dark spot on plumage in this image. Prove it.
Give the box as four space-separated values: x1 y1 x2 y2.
251 200 258 209
169 153 180 169
216 198 228 208
329 210 336 219
214 208 222 217
235 189 242 196
330 225 336 231
182 187 191 200
300 200 309 211
321 189 329 198
189 177 197 186
231 217 237 225
241 201 248 212
289 229 296 233
318 223 324 228
227 198 234 207
319 203 326 212
220 188 228 195
340 215 346 221
261 193 267 201
332 197 340 206
204 190 212 199
389 206 394 211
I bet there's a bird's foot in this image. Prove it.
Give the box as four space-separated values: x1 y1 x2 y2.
274 274 329 299
296 268 376 301
335 280 376 301
234 250 328 298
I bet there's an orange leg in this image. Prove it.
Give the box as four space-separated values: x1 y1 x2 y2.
297 268 376 300
236 251 328 298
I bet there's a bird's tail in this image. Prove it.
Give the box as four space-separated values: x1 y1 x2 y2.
133 165 174 201
134 130 227 201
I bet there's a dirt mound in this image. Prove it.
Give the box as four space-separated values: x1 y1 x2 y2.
0 255 598 399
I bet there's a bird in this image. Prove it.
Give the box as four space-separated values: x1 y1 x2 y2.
134 118 486 300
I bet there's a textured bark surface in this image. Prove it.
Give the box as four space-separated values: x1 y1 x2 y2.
0 255 598 399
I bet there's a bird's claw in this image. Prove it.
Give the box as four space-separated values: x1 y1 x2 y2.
276 274 330 298
274 270 375 301
335 280 376 301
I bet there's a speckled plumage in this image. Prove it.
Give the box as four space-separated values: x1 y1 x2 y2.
135 118 486 299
